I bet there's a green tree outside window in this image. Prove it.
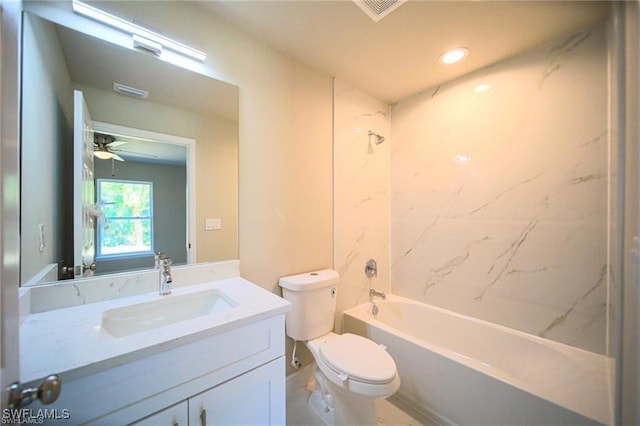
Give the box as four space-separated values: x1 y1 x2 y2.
97 179 153 256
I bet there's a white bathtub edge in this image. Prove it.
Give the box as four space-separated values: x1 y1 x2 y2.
343 295 611 425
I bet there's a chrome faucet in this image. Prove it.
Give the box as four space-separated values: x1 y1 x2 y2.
369 288 386 300
156 253 173 295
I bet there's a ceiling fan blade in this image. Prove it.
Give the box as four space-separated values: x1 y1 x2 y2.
109 141 128 147
113 149 158 158
113 153 125 162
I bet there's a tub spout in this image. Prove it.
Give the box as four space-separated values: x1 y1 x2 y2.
369 288 386 300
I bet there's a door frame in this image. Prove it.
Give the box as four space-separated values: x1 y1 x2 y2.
1 0 22 408
92 121 197 264
73 90 96 279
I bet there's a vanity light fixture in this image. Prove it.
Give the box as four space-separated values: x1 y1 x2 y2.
72 0 207 62
439 47 469 65
475 84 491 93
132 34 162 57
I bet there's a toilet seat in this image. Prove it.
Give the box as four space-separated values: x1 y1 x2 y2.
319 333 396 384
307 332 401 401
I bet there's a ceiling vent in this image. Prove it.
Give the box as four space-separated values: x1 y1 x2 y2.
353 0 408 23
113 82 149 99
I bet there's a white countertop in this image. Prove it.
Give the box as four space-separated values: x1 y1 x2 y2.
20 277 291 385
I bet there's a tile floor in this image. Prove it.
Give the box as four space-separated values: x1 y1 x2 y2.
286 386 437 426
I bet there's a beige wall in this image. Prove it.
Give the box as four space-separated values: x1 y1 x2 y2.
94 2 334 294
79 85 239 263
25 0 332 376
97 3 334 376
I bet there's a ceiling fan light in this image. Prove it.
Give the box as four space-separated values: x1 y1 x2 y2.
94 150 114 160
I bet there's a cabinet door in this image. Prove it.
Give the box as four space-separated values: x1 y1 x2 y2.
189 357 285 426
131 401 188 426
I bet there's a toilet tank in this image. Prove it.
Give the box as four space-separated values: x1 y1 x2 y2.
278 269 339 341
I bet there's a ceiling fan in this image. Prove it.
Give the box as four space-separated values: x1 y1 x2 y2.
93 133 126 161
93 132 159 162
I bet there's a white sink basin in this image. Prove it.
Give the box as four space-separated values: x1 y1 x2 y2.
102 289 236 338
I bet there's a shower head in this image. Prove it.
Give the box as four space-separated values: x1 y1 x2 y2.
368 130 385 145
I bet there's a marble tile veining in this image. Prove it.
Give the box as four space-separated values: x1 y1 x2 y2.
333 78 391 332
390 23 609 354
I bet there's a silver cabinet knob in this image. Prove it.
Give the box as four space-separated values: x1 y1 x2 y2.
7 375 61 409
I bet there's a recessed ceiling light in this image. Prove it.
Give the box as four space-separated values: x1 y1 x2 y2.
454 154 472 165
475 84 491 92
439 47 469 65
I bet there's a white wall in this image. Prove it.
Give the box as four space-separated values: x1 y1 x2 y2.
333 79 390 332
390 24 609 354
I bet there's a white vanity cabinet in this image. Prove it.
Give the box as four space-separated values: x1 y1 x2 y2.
29 313 287 425
188 358 283 426
132 357 283 426
132 402 188 426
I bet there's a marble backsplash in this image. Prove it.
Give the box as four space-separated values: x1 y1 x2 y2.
20 260 240 316
390 23 609 354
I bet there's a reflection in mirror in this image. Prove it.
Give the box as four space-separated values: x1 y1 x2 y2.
20 12 239 286
90 122 192 276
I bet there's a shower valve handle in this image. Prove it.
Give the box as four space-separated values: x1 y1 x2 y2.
365 259 378 278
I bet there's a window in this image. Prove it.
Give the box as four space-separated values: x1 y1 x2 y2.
97 179 153 257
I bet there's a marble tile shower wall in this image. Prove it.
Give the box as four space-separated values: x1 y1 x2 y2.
390 24 609 354
333 79 391 332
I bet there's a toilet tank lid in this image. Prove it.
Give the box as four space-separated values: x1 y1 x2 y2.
278 269 339 291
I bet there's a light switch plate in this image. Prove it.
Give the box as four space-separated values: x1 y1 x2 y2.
205 218 222 230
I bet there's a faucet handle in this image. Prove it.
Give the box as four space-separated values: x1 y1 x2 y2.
365 259 378 278
154 252 165 268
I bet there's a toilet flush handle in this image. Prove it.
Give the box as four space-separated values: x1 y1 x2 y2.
338 372 349 383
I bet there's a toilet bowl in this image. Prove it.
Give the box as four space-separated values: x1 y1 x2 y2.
306 332 400 425
278 270 400 426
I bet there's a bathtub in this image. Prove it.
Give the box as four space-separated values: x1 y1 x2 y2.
343 295 613 426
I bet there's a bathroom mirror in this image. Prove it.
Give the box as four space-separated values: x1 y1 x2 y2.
20 12 239 286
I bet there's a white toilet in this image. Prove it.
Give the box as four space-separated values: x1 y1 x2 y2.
279 269 400 425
